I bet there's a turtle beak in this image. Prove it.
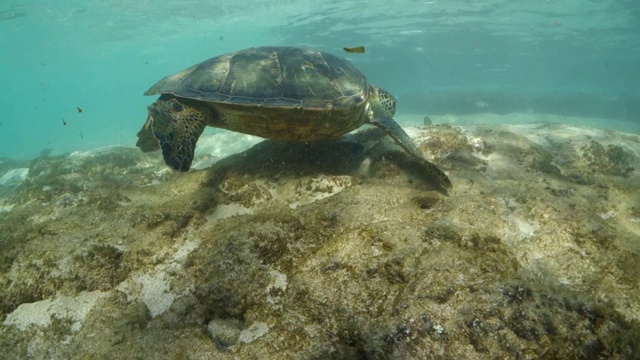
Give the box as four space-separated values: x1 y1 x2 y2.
146 100 177 137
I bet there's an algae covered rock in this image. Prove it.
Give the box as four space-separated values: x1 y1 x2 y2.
0 122 639 359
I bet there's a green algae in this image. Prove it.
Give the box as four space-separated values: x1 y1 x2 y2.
582 139 636 178
0 124 639 359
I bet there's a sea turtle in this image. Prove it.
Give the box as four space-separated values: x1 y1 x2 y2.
136 46 451 189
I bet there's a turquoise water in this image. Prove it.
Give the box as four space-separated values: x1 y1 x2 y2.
0 0 638 160
2 2 640 357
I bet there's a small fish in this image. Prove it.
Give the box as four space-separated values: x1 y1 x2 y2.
62 118 67 126
77 107 83 113
343 46 365 53
80 131 84 139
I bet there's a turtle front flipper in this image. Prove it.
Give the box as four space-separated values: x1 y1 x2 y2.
369 117 452 189
146 96 208 171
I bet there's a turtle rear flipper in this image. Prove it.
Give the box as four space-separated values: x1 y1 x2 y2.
369 117 452 189
147 98 207 172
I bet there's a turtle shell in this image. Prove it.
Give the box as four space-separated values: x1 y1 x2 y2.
145 46 369 110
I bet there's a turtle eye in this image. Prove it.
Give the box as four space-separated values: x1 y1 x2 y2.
170 100 183 112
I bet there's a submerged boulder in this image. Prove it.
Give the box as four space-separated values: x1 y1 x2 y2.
0 118 639 359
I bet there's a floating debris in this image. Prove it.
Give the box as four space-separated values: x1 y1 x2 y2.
343 46 365 53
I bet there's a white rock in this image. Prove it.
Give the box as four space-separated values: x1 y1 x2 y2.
238 322 269 343
0 168 29 187
3 291 106 332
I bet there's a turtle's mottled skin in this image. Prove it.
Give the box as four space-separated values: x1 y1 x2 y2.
137 46 451 189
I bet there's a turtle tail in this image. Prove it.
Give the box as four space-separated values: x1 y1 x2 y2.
146 97 207 171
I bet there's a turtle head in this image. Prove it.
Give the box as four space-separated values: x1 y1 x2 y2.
142 95 208 171
369 85 397 118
